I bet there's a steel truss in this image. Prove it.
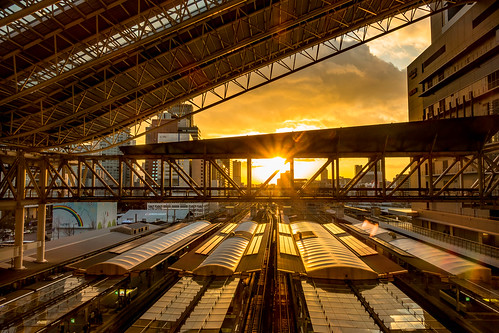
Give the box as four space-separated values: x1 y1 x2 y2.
0 0 469 151
2 150 499 210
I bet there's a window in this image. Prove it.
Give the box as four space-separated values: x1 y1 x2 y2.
439 99 446 113
488 70 499 90
428 105 434 117
423 45 446 69
493 99 499 115
438 71 444 82
408 67 417 79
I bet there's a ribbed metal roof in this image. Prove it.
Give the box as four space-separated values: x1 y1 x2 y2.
86 220 209 275
193 237 249 276
390 238 491 281
193 220 258 276
353 221 390 236
234 221 258 239
355 220 492 281
291 221 378 280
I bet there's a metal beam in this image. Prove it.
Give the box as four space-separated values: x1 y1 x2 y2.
0 0 62 28
14 150 26 269
0 0 468 149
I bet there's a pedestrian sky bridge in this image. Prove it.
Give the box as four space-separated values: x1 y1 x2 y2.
0 0 469 152
2 116 499 210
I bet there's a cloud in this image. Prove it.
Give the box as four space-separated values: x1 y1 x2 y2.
367 19 431 69
196 42 411 138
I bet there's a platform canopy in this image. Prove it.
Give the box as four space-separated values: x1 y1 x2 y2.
193 237 249 276
121 116 499 159
87 221 209 275
291 221 378 280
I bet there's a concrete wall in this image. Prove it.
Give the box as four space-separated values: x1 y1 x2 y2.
53 202 117 231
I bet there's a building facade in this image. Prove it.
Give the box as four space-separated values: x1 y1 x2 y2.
99 130 135 186
407 1 498 246
144 104 203 187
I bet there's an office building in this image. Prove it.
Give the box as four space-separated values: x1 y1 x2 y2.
144 104 203 187
407 0 498 246
99 130 135 186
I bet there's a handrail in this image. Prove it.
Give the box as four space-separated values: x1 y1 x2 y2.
379 218 498 258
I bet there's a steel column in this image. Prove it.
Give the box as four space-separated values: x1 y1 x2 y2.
247 158 252 196
36 159 48 263
14 151 26 270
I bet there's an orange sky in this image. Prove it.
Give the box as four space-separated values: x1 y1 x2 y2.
192 19 431 183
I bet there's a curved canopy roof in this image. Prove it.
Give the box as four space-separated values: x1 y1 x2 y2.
390 238 491 281
193 237 249 276
194 220 259 276
87 220 209 275
234 221 258 240
353 221 390 236
355 220 491 281
291 221 378 280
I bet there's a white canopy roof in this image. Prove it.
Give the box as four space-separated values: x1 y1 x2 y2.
234 221 257 239
291 221 378 280
194 221 258 276
390 238 491 281
353 221 390 236
193 237 249 276
87 221 210 275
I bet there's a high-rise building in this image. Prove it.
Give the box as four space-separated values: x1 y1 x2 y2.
407 1 498 246
99 130 135 186
354 161 383 187
233 160 242 186
143 104 209 216
144 104 203 186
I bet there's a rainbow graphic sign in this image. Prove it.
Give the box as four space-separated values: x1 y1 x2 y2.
53 205 84 227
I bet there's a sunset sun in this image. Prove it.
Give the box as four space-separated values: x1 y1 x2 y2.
252 157 289 184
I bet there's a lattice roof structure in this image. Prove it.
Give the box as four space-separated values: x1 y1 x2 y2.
0 0 467 151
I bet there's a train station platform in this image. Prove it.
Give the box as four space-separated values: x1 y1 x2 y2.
0 223 164 292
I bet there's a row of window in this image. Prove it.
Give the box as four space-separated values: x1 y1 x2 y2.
488 70 499 90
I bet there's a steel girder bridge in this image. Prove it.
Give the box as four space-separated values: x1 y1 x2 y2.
0 0 470 152
2 116 499 208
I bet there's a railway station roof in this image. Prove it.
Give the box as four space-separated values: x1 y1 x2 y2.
193 221 258 276
86 220 210 275
354 221 491 281
291 221 378 280
233 221 258 240
120 116 499 159
390 238 491 281
0 0 466 149
193 237 249 276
